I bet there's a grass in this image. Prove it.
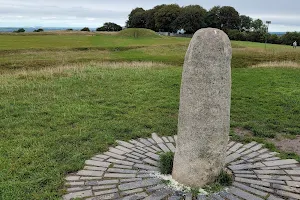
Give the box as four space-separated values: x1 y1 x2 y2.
159 152 175 175
1 32 300 199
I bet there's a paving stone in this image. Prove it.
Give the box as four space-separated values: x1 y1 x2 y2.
243 141 257 149
235 174 257 178
77 170 103 177
249 144 263 151
229 186 264 200
261 179 285 184
145 152 160 161
167 136 175 143
184 193 193 200
139 138 152 146
91 157 104 161
263 159 298 167
230 160 246 165
116 146 133 153
80 177 104 180
105 151 126 160
109 148 127 155
92 184 116 190
147 138 156 144
286 181 300 187
285 170 300 175
227 141 235 149
219 191 240 200
275 190 300 199
84 166 107 171
85 179 119 186
129 140 146 147
291 176 300 181
144 146 157 153
85 160 111 168
65 176 80 181
95 154 110 160
131 148 146 155
260 167 281 170
258 175 292 181
226 153 242 164
233 170 255 174
229 162 265 170
86 193 119 200
135 147 148 153
236 148 246 154
107 168 137 174
157 143 170 152
143 158 159 167
267 195 285 200
162 137 169 143
166 143 176 153
273 184 300 193
254 170 286 175
120 188 144 196
146 184 166 192
278 164 299 169
113 164 132 169
250 184 274 193
66 181 85 186
126 157 143 164
144 188 173 200
130 152 147 158
235 177 270 187
119 192 148 200
150 145 161 152
134 164 159 171
242 152 260 160
232 182 268 197
257 149 269 154
104 173 136 178
120 178 143 183
240 149 254 156
125 153 140 160
63 190 93 200
229 143 244 152
173 135 176 143
117 140 135 148
197 194 207 200
265 157 280 161
107 159 134 166
94 188 118 196
118 178 161 191
67 186 92 192
152 133 164 144
258 152 278 159
168 195 181 200
137 173 153 178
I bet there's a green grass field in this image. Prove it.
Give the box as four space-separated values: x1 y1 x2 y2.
1 30 300 199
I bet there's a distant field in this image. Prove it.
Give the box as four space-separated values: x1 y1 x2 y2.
1 31 300 199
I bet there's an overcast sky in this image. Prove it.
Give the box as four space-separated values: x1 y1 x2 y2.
1 0 300 32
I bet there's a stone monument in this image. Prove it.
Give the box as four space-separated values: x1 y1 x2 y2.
172 28 232 187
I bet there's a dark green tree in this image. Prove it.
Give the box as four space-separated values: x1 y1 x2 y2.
33 28 44 32
154 4 181 32
97 22 122 31
239 15 252 31
173 5 207 34
14 28 25 33
205 6 221 29
251 19 267 33
80 27 90 32
126 7 146 28
219 6 240 32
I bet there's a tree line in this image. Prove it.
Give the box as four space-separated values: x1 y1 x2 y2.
126 4 300 46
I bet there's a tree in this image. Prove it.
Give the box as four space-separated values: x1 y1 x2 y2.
154 4 181 32
97 22 122 31
173 5 207 34
14 28 25 33
219 6 240 32
127 7 146 28
251 19 267 33
33 28 44 32
81 27 90 32
205 6 221 29
239 15 252 31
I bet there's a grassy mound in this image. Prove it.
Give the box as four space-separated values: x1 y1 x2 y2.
118 28 161 38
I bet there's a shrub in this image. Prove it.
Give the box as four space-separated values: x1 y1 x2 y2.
159 151 174 174
66 28 73 31
204 170 233 193
33 28 44 32
14 28 25 33
81 27 90 32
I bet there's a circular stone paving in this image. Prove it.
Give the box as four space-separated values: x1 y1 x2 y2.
63 133 300 200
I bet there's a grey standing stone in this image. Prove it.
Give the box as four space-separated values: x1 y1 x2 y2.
172 28 232 187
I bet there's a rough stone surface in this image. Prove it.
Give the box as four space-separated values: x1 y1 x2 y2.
172 28 232 187
63 136 300 200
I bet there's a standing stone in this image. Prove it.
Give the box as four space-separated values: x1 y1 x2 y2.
172 28 232 187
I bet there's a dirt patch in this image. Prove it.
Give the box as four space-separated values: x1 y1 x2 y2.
269 136 300 155
234 127 254 137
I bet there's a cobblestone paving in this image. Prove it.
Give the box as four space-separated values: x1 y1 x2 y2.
63 133 300 200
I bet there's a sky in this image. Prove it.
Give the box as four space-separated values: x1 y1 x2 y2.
1 0 300 32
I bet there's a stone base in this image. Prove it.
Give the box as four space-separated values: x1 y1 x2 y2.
63 133 300 200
